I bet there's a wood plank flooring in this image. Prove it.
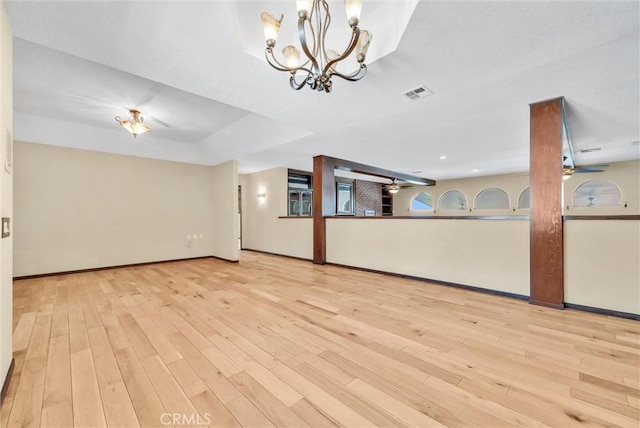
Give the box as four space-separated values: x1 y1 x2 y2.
1 251 639 427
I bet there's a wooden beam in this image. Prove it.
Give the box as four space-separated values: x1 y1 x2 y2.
529 97 564 309
326 156 435 186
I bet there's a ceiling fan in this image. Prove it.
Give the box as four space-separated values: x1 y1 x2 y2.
562 102 608 179
384 179 401 194
562 159 610 179
384 178 417 194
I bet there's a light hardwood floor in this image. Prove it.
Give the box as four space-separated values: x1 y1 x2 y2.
1 251 639 427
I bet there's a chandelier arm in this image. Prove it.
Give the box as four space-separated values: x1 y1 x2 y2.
265 47 316 79
298 15 321 75
330 64 368 82
322 27 360 77
289 71 311 90
306 2 318 62
320 1 332 64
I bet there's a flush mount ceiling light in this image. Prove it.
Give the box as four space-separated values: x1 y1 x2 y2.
115 109 151 138
261 0 372 93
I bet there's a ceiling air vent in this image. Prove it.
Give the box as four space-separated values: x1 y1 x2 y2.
578 147 602 154
402 85 433 101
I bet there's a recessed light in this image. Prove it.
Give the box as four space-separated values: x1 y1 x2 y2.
439 155 447 160
472 169 479 173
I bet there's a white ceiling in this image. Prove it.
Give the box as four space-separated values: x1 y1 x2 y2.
6 0 640 180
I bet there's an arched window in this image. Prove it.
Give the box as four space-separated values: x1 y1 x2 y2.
438 190 467 210
411 192 433 211
518 187 530 209
475 188 510 209
573 180 621 207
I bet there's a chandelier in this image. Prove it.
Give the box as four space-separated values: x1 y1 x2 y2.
261 0 372 93
115 109 150 138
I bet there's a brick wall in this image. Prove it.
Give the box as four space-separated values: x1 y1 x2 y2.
355 180 382 216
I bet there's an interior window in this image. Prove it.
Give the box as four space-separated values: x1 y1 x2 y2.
411 192 433 211
518 187 530 209
438 190 467 210
288 171 312 216
475 188 509 209
573 180 621 207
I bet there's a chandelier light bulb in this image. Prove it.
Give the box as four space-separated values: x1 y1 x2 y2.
282 45 300 68
344 0 363 26
356 30 372 63
261 12 283 46
296 0 313 15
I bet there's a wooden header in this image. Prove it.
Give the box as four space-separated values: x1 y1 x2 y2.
322 155 435 186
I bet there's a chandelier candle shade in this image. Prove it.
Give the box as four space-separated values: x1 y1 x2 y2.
261 0 372 92
115 109 151 138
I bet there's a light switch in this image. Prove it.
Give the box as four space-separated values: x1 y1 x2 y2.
1 217 9 238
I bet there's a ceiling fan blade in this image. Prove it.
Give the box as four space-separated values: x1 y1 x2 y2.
574 164 609 173
148 115 171 128
578 164 610 169
573 169 605 173
136 83 164 107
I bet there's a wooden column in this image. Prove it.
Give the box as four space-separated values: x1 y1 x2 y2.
529 97 564 309
311 155 434 264
312 156 335 264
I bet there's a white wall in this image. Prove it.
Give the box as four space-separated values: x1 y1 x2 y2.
0 0 11 390
561 160 640 315
563 160 640 216
327 218 530 296
14 142 238 276
394 160 640 217
211 160 240 262
240 168 312 260
565 220 639 315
